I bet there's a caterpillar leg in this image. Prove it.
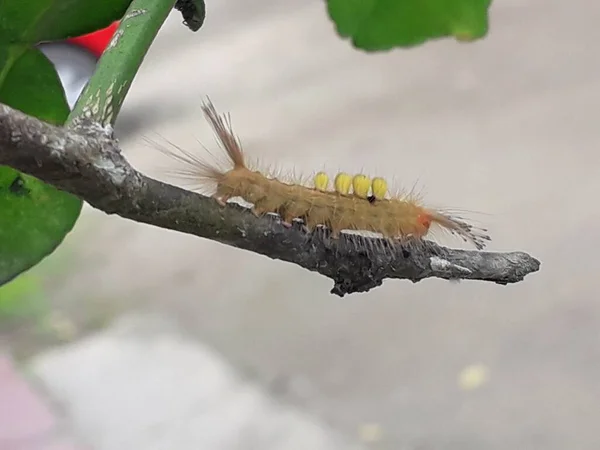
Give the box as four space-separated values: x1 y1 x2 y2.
280 212 296 229
213 194 229 207
251 205 274 218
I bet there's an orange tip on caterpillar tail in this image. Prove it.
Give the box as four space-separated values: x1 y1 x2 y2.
151 97 491 253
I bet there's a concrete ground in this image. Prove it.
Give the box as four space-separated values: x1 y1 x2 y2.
4 0 600 449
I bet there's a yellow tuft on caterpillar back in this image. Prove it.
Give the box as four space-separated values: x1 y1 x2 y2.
334 172 352 195
352 174 371 199
371 177 388 200
314 172 330 191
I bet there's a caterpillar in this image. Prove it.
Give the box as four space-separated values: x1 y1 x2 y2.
149 98 491 252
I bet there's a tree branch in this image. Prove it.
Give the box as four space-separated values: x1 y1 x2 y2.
0 103 540 296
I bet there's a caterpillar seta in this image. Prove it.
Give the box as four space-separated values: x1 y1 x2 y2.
149 98 491 254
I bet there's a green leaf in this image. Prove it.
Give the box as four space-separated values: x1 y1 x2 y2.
0 46 69 124
0 0 131 43
327 0 492 51
0 271 45 319
0 46 82 286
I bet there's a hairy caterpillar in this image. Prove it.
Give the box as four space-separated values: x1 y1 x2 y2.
150 99 491 252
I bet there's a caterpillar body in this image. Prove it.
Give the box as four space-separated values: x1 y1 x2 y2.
152 99 491 252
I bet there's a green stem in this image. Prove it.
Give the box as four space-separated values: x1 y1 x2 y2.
67 0 177 126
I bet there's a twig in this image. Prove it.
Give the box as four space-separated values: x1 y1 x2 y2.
69 0 178 126
0 103 540 296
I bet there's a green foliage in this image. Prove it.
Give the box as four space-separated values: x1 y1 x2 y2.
0 45 69 125
0 271 45 319
0 166 82 286
327 0 492 51
0 0 130 43
0 0 130 287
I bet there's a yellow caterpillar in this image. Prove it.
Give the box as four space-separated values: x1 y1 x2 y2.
152 99 490 251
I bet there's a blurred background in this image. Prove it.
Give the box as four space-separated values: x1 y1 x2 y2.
2 0 600 449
